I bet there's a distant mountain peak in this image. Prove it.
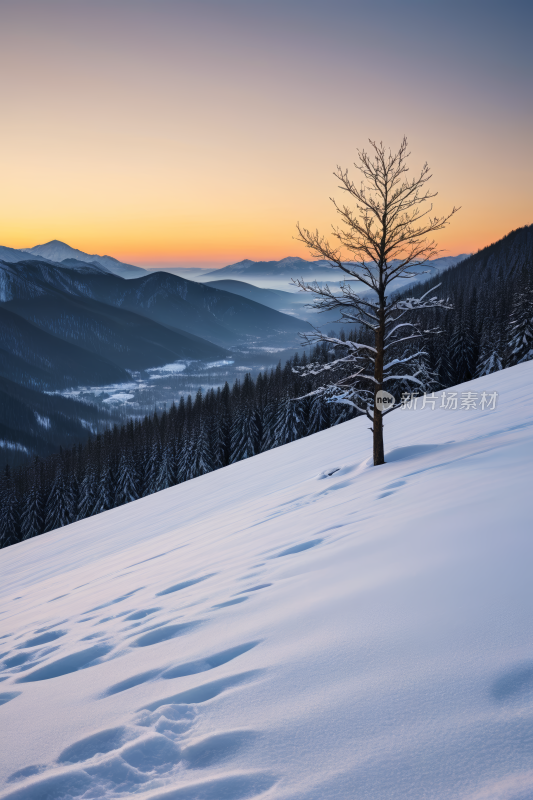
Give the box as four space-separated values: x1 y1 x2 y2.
21 241 148 280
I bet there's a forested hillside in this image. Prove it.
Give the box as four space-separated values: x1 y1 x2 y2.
0 378 113 467
398 224 533 384
0 345 351 546
1 225 532 546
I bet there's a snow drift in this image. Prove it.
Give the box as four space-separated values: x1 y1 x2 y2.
0 363 532 800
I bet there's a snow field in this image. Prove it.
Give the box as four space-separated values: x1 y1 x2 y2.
0 362 533 799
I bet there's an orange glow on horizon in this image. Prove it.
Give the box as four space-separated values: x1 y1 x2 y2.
1 3 531 271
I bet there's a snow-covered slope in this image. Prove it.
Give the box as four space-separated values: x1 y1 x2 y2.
1 364 532 800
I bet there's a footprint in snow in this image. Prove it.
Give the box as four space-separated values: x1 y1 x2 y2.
234 584 272 595
130 621 203 648
212 597 248 609
269 539 323 559
377 479 407 499
491 661 533 702
15 643 113 683
103 641 260 696
85 587 143 614
156 574 216 598
3 669 272 799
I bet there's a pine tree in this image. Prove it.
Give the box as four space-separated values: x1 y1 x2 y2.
450 315 476 384
142 441 160 497
260 401 277 452
115 450 140 506
332 403 354 426
177 433 196 483
0 466 19 547
230 403 259 463
156 443 176 491
20 483 44 541
78 465 97 519
274 394 304 446
92 460 114 515
44 464 75 532
308 393 330 434
209 414 227 470
190 423 215 476
507 274 533 365
475 321 503 377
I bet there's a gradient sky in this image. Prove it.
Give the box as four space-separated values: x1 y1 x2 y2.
1 0 532 268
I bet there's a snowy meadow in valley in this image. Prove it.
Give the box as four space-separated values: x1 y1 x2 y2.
0 362 532 800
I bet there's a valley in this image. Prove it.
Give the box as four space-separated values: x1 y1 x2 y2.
55 347 306 419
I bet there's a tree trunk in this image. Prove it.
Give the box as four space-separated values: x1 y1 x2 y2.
373 405 385 465
373 283 386 466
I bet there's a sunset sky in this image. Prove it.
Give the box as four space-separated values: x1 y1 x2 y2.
1 0 532 268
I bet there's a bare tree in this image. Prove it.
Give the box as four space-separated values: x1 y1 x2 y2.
294 137 459 466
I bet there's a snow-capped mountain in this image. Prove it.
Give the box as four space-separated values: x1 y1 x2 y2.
200 254 471 292
22 241 148 279
0 362 531 799
0 259 310 351
201 256 334 282
0 260 229 392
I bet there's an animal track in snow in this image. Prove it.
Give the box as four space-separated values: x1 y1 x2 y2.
5 771 94 797
161 642 260 680
57 727 131 763
212 597 248 609
2 645 62 675
491 661 533 702
6 765 46 783
86 588 143 614
269 539 322 559
120 734 181 773
103 642 260 698
181 730 256 769
377 480 407 500
3 652 34 669
1 662 269 800
130 621 203 648
234 584 271 596
104 669 162 697
33 620 68 633
124 607 160 621
16 643 113 683
156 574 216 597
142 671 263 712
17 629 66 648
384 480 407 489
0 691 21 706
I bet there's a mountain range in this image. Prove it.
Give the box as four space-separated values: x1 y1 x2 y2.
0 248 314 461
199 254 471 292
2 241 471 289
0 239 472 463
21 241 148 279
0 260 311 395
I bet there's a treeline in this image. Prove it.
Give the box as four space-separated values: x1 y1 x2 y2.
401 224 533 385
2 225 532 548
0 342 356 548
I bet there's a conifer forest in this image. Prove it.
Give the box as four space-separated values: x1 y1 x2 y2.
1 224 532 548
